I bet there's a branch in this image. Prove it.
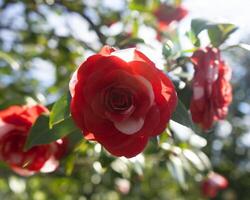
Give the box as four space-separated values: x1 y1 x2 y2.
81 13 106 45
58 3 106 45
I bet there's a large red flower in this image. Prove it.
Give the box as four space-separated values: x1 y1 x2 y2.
0 105 67 176
154 4 188 31
201 172 228 198
190 46 232 130
69 46 177 158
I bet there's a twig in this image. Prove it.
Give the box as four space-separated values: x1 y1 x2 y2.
81 13 106 45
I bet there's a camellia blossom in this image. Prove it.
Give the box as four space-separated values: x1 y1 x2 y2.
69 45 177 158
190 46 232 130
0 105 67 176
154 4 188 31
201 172 228 198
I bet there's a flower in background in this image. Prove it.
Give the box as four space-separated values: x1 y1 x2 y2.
190 46 232 130
154 3 188 31
201 172 228 198
69 45 177 158
0 105 67 176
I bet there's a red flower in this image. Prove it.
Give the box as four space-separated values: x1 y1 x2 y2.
201 172 228 198
69 46 177 158
0 105 67 176
190 47 232 130
154 4 188 31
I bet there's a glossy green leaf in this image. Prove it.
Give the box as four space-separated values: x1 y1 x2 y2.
208 24 238 47
171 100 194 129
191 19 210 37
49 93 71 128
191 18 237 47
24 115 77 150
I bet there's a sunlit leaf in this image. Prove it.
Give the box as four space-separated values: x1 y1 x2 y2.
25 115 77 150
191 18 237 47
208 24 238 47
0 51 20 70
128 0 155 12
49 93 71 128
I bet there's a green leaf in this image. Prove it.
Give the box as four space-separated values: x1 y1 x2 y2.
132 19 139 37
171 100 194 129
186 30 200 47
191 18 237 47
128 0 155 12
24 115 77 150
118 37 144 48
65 154 77 176
208 24 238 47
0 51 20 70
49 93 71 128
191 19 210 37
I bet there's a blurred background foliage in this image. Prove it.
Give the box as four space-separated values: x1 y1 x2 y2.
0 0 250 199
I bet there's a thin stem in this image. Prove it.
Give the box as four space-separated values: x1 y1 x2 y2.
81 13 106 45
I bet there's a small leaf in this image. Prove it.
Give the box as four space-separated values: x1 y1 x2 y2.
191 18 237 47
25 115 77 150
65 154 77 176
186 30 200 47
208 24 238 47
171 100 194 129
49 93 71 128
129 0 154 12
191 19 210 37
118 37 144 48
0 51 20 70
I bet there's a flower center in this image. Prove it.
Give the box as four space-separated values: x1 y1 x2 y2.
105 87 133 112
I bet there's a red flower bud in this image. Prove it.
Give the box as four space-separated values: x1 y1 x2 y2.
201 172 228 198
154 4 188 31
190 46 232 130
